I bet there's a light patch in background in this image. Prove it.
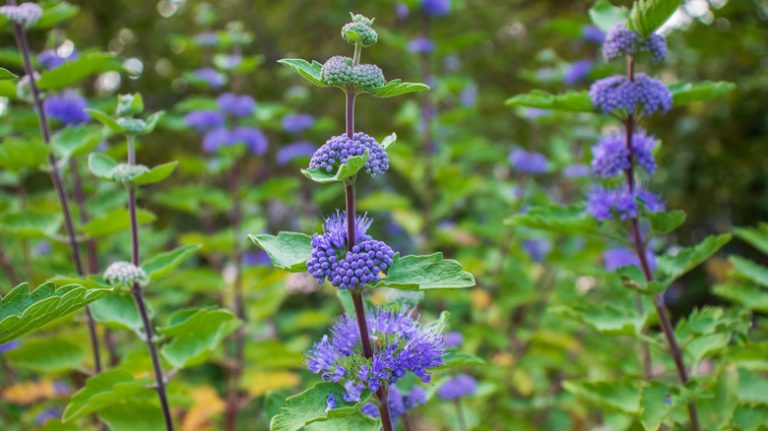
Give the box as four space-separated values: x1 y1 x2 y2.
96 71 121 94
659 0 728 34
124 57 144 80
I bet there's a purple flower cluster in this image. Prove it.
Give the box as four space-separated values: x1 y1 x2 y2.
44 91 90 126
587 186 663 221
523 239 551 263
603 24 668 63
638 34 668 63
0 2 42 27
184 110 225 132
199 126 268 154
604 247 658 271
217 93 255 118
305 307 445 402
193 67 226 88
360 385 426 421
307 212 394 290
38 48 78 70
591 130 656 178
421 0 451 16
589 74 671 116
309 132 389 176
437 374 477 400
276 141 316 165
564 60 593 86
408 37 435 54
582 25 606 44
282 113 315 134
509 149 549 174
185 93 266 154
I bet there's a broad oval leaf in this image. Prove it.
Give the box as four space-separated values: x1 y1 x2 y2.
86 109 125 133
141 244 201 280
670 81 736 105
132 161 178 186
158 308 240 369
87 152 118 180
0 138 50 172
89 292 148 333
657 234 732 287
369 80 430 98
628 0 682 38
63 370 152 422
376 253 475 290
249 231 312 272
589 0 629 32
0 210 61 238
270 382 372 431
7 337 84 373
38 52 122 90
301 153 368 184
647 209 686 235
52 125 105 164
277 58 327 88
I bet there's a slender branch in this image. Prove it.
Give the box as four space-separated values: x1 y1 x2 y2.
125 136 174 431
8 3 102 373
455 399 467 431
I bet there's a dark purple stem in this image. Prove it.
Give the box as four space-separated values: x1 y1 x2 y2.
0 246 20 286
8 0 102 373
126 136 174 431
623 55 699 430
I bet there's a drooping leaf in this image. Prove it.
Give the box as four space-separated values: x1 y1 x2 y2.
79 208 156 237
589 0 629 32
369 80 430 98
7 337 84 373
270 382 371 431
506 204 600 235
669 81 736 105
131 161 178 186
729 256 768 287
0 211 61 238
505 90 593 113
0 138 50 171
552 303 646 336
628 0 682 38
656 234 731 287
733 225 768 255
141 244 201 280
87 152 118 180
0 67 17 80
376 253 475 290
563 380 642 414
62 370 152 422
277 58 327 88
248 232 312 272
647 209 686 235
301 153 368 184
38 52 122 90
86 109 125 133
158 308 240 369
89 292 148 333
0 282 111 345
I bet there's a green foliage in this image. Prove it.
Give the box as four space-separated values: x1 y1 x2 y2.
270 382 374 431
563 380 642 414
647 209 686 235
729 256 768 287
79 208 156 237
277 59 327 88
628 0 682 38
670 81 736 105
248 231 313 272
0 67 17 80
656 234 732 287
89 292 147 333
589 0 629 32
301 153 368 183
375 253 476 290
63 370 153 422
87 152 178 186
37 52 122 90
0 137 50 171
552 303 647 336
505 90 593 113
158 308 240 369
141 244 201 280
0 210 61 238
7 337 84 373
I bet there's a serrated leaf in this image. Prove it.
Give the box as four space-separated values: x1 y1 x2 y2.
628 0 682 38
733 225 768 255
563 380 642 414
79 208 156 237
89 292 147 333
248 232 312 272
552 303 646 336
87 152 118 180
0 138 50 171
270 382 371 431
141 244 201 280
158 308 240 369
301 153 368 183
505 90 593 113
7 337 84 373
657 234 731 287
729 256 768 287
713 284 768 313
277 58 327 88
132 161 178 186
38 53 122 90
51 125 105 164
505 204 600 235
369 80 430 98
63 370 152 422
640 381 673 431
669 81 736 105
589 0 629 32
86 109 125 133
0 282 111 344
648 210 686 235
376 253 475 290
0 210 61 238
0 67 16 80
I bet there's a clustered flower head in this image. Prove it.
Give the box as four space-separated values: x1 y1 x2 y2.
509 149 549 175
408 37 435 54
587 185 664 221
341 13 378 47
0 2 42 27
591 130 656 178
437 374 478 400
309 132 389 176
589 74 672 116
217 92 255 118
305 307 445 402
358 385 426 421
603 23 668 63
307 211 394 290
43 91 90 126
104 261 148 287
276 141 316 166
185 94 267 155
321 56 385 91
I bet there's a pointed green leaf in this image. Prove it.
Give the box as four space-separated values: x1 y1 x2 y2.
132 161 178 186
505 204 600 235
0 137 50 171
729 256 768 287
369 80 430 98
79 208 156 237
713 284 768 313
63 370 152 422
0 282 111 344
38 52 121 90
7 337 84 373
51 125 105 164
733 225 768 255
657 234 731 287
0 67 17 80
89 292 148 333
433 351 485 372
506 90 593 113
628 0 682 38
381 133 397 150
563 380 642 414
270 382 371 431
99 400 165 431
277 58 328 87
88 152 118 180
141 244 201 280
640 381 673 431
301 153 368 183
589 0 629 32
552 303 646 336
0 210 61 238
647 209 686 235
86 109 125 133
376 253 475 290
670 81 736 105
249 231 312 272
158 308 240 369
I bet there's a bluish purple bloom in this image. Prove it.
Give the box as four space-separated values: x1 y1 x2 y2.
444 331 464 348
361 385 407 421
437 374 477 400
44 92 90 126
0 340 20 354
217 93 255 118
564 60 593 86
305 307 445 402
604 247 658 271
193 67 226 88
38 48 78 70
443 55 461 72
0 3 42 26
404 386 426 409
460 82 478 107
35 408 60 425
408 37 435 54
593 128 663 180
396 3 410 19
243 251 270 267
523 239 551 263
603 23 641 61
637 189 665 212
53 381 71 395
310 132 389 176
282 113 315 134
523 108 551 119
509 149 549 174
564 164 590 178
582 25 606 44
231 127 268 155
326 394 337 411
639 33 668 63
421 0 451 16
587 186 664 221
277 141 316 165
589 74 671 116
202 128 231 152
34 241 52 255
194 32 219 47
184 110 225 132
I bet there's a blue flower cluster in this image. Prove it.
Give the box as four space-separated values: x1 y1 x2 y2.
185 92 267 154
305 307 445 402
44 91 90 126
38 48 78 70
509 149 549 175
408 37 435 54
282 113 315 134
564 59 594 86
309 132 389 176
590 74 672 116
359 385 426 422
421 0 451 16
217 92 256 118
307 212 394 290
193 67 226 88
437 374 478 400
587 185 664 221
276 141 316 165
591 130 656 178
604 247 658 271
603 23 668 63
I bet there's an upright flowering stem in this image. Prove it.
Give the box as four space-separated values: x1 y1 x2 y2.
126 136 175 431
7 0 102 373
622 54 699 430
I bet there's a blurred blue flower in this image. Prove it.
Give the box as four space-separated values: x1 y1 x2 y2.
604 247 658 271
563 164 590 178
564 60 593 86
0 340 21 354
44 91 90 126
276 141 316 165
185 110 225 132
194 32 219 47
193 67 226 88
35 408 60 425
582 25 606 44
460 82 478 107
231 127 269 155
282 113 315 134
421 0 451 16
202 128 232 152
396 3 409 19
509 149 549 174
444 331 464 348
38 48 78 70
217 92 255 118
408 37 435 54
437 374 477 400
523 239 551 263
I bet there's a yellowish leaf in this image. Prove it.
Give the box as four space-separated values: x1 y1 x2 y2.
181 386 225 431
243 371 300 398
2 379 56 405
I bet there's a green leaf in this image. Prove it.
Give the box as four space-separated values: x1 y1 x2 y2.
141 244 201 280
589 0 629 32
305 413 380 431
86 109 125 133
669 81 736 105
0 138 50 171
737 369 768 404
657 234 731 287
0 282 111 344
270 382 371 431
647 209 686 235
505 90 593 113
89 292 147 333
158 308 240 369
88 152 118 180
132 161 178 186
35 2 79 29
248 232 312 272
116 93 144 116
640 381 673 431
713 284 768 313
99 400 165 431
79 208 156 237
381 133 396 150
51 125 105 164
301 153 368 183
563 380 642 414
729 256 768 287
63 370 152 422
552 303 646 336
628 0 682 38
0 67 17 80
434 351 485 372
0 210 61 238
7 337 84 373
505 204 600 235
731 404 768 431
733 225 768 255
277 58 327 87
369 80 430 98
376 253 475 290
37 53 122 90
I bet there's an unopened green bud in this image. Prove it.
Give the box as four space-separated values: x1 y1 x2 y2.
104 261 148 287
352 64 385 91
321 56 354 87
116 93 144 116
342 14 377 47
